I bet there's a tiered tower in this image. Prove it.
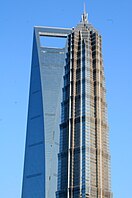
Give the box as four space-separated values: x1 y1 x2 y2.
56 8 112 198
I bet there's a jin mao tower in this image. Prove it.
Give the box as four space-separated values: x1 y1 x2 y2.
56 8 112 198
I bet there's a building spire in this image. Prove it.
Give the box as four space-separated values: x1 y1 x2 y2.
84 2 86 15
81 2 88 23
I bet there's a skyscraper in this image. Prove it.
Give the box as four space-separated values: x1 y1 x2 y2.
21 27 71 198
22 7 112 198
56 9 112 198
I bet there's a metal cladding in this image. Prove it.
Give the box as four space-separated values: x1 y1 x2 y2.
56 13 112 198
22 11 112 198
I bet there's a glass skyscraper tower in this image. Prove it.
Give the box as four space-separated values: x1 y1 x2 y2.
56 10 112 198
21 27 71 198
22 8 112 198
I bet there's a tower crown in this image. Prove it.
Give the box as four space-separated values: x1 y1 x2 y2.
81 2 88 23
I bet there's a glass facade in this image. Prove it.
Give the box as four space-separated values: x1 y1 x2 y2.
21 27 72 198
56 12 112 198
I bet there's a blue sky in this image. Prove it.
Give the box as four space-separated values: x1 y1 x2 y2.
0 0 132 197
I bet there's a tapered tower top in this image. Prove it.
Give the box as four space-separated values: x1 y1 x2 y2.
81 2 88 23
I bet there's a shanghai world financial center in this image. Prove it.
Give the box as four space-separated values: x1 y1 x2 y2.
22 8 112 198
